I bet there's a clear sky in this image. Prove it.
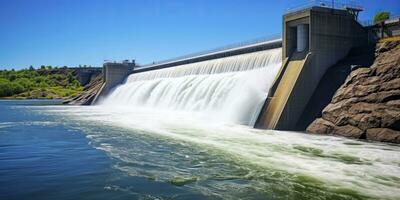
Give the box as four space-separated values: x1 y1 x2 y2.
1 0 399 69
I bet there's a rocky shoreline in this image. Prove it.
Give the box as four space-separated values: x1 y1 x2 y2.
307 41 400 143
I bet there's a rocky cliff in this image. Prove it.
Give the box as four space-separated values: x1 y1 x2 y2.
307 41 400 143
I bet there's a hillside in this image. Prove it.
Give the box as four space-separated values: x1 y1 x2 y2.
0 67 101 100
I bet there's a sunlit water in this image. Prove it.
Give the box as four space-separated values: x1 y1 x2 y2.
1 100 399 200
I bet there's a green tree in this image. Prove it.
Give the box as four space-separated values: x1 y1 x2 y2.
15 78 33 90
10 82 25 94
0 78 12 97
0 67 84 98
374 12 390 23
67 73 75 84
9 73 17 81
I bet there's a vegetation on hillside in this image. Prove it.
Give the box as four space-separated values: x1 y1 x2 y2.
373 11 390 23
0 66 83 99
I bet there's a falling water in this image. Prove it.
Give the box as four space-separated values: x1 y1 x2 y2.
101 48 282 126
5 46 398 199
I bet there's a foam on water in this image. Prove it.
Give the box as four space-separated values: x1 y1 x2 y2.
36 105 400 199
30 46 400 199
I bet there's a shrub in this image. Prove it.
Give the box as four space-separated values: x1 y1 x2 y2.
0 67 84 98
373 12 390 23
10 82 25 94
15 78 33 90
0 78 12 97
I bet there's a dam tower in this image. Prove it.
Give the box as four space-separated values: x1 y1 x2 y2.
255 5 367 130
92 60 135 104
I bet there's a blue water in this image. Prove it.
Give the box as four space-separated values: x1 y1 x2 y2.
0 100 205 200
1 100 399 200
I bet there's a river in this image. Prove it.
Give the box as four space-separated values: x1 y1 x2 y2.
0 100 399 200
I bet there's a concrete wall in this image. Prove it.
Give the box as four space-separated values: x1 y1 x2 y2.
256 6 368 130
65 67 102 86
91 62 134 104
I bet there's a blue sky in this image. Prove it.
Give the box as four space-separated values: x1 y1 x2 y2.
0 0 399 69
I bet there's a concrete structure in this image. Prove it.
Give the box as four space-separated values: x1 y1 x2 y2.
92 60 135 104
70 67 102 85
296 24 309 52
255 6 368 130
135 38 282 73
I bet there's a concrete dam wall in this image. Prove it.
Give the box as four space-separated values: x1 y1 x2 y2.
93 6 369 131
99 48 282 126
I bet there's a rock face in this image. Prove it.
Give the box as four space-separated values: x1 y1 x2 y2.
307 41 400 143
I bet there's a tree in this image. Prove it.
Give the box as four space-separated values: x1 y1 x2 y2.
374 12 390 23
15 78 33 90
29 65 35 71
67 73 75 84
9 74 17 81
40 65 46 70
0 78 12 97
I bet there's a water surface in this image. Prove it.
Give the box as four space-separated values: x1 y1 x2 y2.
1 100 399 200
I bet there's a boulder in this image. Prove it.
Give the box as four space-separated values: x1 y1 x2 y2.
307 118 335 134
307 118 364 139
366 128 400 143
307 41 400 143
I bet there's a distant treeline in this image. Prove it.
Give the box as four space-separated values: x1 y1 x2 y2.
0 67 84 99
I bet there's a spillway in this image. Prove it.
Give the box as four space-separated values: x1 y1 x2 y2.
100 48 282 126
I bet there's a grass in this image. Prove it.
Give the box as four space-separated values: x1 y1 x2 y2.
14 86 83 99
378 36 400 43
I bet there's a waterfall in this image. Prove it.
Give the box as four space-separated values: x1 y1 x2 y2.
101 48 282 126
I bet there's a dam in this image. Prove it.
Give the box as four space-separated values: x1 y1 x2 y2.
93 5 371 131
3 1 400 199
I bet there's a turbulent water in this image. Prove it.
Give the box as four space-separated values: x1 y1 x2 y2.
1 100 399 200
101 48 282 126
1 49 400 199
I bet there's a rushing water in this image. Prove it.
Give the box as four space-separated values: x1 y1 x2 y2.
1 47 400 200
1 100 400 200
101 48 282 126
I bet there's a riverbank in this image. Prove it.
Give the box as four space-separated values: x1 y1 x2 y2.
307 40 400 143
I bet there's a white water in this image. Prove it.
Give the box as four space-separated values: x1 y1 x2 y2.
36 105 400 199
101 48 282 126
74 47 399 198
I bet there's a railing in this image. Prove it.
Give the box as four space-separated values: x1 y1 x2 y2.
140 34 281 68
285 0 362 14
358 14 400 27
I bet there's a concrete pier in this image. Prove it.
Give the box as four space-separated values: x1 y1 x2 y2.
255 6 368 130
92 61 135 104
